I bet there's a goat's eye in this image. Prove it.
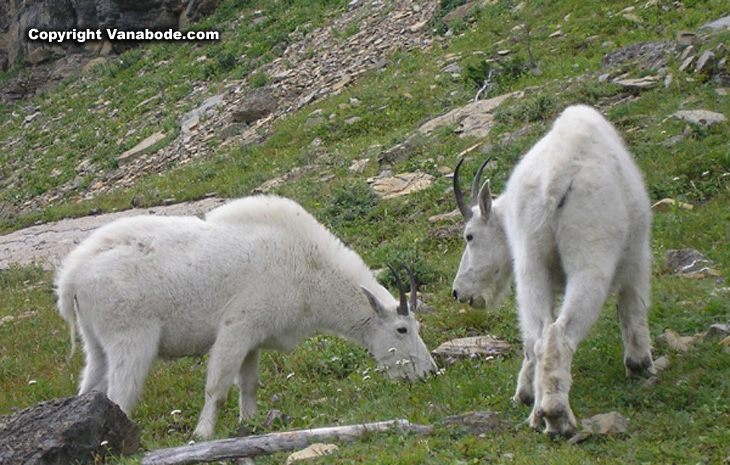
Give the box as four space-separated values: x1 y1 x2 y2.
466 234 474 242
397 327 408 334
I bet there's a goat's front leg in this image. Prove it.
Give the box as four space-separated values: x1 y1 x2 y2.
536 273 609 438
534 323 576 437
236 349 260 422
194 337 248 439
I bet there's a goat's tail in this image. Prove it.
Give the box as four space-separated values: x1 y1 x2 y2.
55 279 78 362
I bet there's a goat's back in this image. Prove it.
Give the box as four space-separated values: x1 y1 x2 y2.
54 196 385 342
506 105 650 218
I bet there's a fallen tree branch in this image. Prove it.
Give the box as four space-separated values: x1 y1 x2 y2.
142 419 433 465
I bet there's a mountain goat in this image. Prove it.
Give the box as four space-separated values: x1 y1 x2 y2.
451 105 655 437
55 195 437 439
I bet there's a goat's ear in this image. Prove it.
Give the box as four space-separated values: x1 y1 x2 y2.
361 286 389 318
478 179 492 219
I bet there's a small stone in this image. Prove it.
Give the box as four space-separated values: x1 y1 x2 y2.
613 76 659 89
23 111 41 124
672 110 727 127
0 201 18 220
130 196 145 208
695 51 715 73
304 116 325 129
181 94 224 133
377 134 425 166
117 132 166 166
441 411 505 435
678 55 695 72
651 198 693 212
27 48 54 65
285 443 338 465
366 171 434 199
409 20 428 33
656 329 701 353
653 355 670 372
432 336 512 359
664 248 718 277
705 323 730 340
348 158 370 173
582 412 629 435
549 30 564 38
441 62 462 74
568 412 629 445
428 209 461 224
698 15 730 31
676 31 696 47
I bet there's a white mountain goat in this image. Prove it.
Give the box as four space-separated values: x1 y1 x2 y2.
451 105 655 437
55 195 437 439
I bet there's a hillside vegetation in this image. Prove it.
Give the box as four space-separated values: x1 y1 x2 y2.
1 0 729 463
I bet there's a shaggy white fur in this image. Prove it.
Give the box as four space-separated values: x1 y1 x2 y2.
55 195 436 439
452 105 655 437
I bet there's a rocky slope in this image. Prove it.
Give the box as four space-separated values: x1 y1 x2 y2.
0 4 728 270
0 0 222 73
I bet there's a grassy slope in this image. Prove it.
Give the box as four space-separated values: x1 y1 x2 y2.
1 0 729 463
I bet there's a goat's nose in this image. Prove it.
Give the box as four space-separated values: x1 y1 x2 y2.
452 289 459 300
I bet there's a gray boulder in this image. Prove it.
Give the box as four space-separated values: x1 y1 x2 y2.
0 391 140 464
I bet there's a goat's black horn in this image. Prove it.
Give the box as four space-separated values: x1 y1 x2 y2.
402 263 418 313
471 157 492 207
454 158 473 220
387 264 409 316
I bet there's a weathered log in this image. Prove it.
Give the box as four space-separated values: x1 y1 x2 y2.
142 419 432 465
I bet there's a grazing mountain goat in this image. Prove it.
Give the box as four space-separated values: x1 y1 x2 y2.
451 105 655 437
55 195 437 439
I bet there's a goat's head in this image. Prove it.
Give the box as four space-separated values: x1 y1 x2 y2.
451 158 512 309
361 264 437 381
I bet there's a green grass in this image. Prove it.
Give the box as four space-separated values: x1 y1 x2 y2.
1 0 729 463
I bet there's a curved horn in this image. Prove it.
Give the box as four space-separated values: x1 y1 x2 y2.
387 264 409 316
471 157 492 207
402 263 418 313
454 158 472 220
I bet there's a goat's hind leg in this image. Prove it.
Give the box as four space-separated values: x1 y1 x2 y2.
617 263 655 377
77 329 109 396
194 331 251 439
236 349 260 422
105 329 160 415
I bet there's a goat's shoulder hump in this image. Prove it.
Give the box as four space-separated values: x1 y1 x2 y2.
205 195 317 229
551 105 616 138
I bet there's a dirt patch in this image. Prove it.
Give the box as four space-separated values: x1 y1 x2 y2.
0 197 226 270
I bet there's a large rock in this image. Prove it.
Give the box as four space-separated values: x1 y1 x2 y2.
0 0 224 72
231 87 279 124
601 41 677 71
0 392 140 464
